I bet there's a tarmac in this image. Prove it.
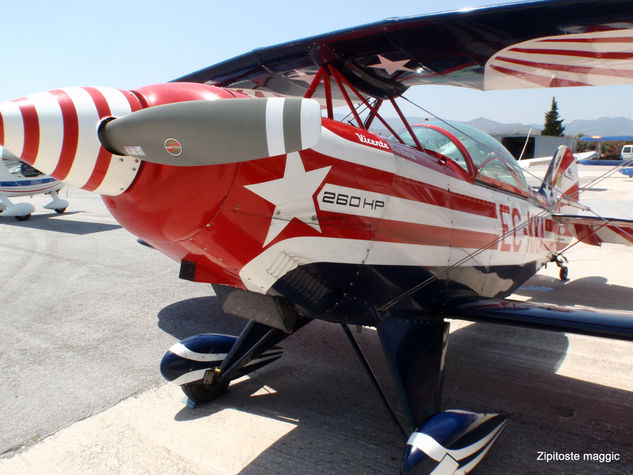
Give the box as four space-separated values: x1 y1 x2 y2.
0 168 632 474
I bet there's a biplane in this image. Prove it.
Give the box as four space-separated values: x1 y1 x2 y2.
1 0 633 472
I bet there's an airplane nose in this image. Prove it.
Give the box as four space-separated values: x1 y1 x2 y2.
0 87 143 195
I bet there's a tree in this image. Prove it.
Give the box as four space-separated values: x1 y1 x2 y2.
541 97 565 136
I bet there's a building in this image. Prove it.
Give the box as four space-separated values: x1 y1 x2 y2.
497 134 576 160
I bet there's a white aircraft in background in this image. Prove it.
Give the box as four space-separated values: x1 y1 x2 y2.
0 147 68 221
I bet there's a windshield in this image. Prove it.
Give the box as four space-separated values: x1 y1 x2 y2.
394 120 529 196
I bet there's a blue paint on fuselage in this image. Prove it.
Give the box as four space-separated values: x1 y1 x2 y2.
0 177 56 187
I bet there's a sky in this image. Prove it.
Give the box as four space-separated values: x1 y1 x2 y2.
2 0 632 126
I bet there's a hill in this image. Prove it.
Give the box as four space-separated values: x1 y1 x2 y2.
369 116 633 138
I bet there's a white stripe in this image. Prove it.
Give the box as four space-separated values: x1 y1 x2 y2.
313 127 396 174
239 236 545 293
485 29 633 90
431 456 461 475
0 100 25 158
170 369 209 386
459 426 504 473
443 420 505 461
407 432 447 462
92 88 139 196
407 419 506 463
169 342 227 362
499 49 633 68
491 55 633 87
596 227 633 246
520 42 633 54
27 91 64 175
266 98 286 156
532 29 633 51
317 183 497 232
299 99 322 149
62 87 102 187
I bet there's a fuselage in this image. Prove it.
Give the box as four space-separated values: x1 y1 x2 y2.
100 92 572 321
0 82 573 322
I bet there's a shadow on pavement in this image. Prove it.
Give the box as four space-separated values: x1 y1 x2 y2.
0 211 121 235
157 296 246 341
517 274 633 310
155 299 633 474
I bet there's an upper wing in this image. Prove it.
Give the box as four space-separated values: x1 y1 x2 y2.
176 0 633 99
447 297 633 341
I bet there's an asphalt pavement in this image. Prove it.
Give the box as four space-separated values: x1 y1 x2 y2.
0 177 632 474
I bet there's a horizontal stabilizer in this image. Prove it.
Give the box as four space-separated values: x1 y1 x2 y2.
447 298 633 342
554 200 633 246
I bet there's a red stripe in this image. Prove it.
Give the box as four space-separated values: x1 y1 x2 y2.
563 183 580 200
120 88 142 113
490 65 591 87
538 37 633 44
495 56 633 80
49 90 79 180
82 87 113 191
573 224 602 246
609 225 633 244
395 178 498 218
375 220 500 250
15 98 39 163
509 47 633 61
559 147 575 171
318 209 500 250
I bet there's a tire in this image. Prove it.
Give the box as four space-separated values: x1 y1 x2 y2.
55 207 67 214
181 379 230 404
559 266 568 281
15 214 31 221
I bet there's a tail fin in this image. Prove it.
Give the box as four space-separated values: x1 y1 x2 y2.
540 145 579 207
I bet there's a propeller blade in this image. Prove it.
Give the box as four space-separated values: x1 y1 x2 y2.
98 97 322 166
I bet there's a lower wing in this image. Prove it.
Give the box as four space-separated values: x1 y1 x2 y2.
446 298 633 342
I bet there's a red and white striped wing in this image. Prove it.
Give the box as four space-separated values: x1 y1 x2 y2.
485 29 633 90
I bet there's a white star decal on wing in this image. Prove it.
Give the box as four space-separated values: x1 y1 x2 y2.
369 55 413 76
245 152 331 246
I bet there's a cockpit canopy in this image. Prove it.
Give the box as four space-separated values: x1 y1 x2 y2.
2 158 43 179
396 121 529 196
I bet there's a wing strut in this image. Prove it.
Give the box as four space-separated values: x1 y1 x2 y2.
302 65 422 149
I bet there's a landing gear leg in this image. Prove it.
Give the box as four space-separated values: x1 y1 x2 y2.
161 318 311 405
43 189 68 214
551 254 569 281
346 315 506 474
